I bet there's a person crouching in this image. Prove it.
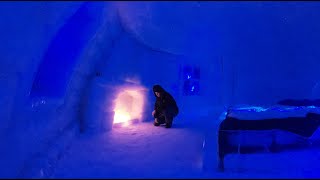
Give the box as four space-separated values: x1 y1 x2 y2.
152 85 179 128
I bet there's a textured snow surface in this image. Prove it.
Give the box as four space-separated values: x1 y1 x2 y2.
51 119 320 178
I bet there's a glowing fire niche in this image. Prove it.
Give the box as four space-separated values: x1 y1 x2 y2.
113 88 145 125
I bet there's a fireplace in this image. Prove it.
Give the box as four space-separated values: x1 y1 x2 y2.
113 85 146 126
84 77 149 134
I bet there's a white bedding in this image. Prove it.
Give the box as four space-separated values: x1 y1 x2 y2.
226 105 320 120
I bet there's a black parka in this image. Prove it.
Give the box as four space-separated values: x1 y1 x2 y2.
153 85 179 116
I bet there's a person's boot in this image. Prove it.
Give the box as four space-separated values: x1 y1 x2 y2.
165 116 173 128
154 118 160 126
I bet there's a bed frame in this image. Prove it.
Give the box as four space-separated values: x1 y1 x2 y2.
216 109 320 171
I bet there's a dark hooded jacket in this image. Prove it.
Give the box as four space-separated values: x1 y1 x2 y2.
153 85 179 116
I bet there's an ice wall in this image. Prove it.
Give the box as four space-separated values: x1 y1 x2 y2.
220 2 320 105
116 2 320 106
0 1 123 177
0 2 84 177
97 31 182 122
0 1 83 141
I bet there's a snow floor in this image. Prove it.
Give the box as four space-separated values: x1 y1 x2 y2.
51 118 320 178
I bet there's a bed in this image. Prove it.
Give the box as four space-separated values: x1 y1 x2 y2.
216 99 320 171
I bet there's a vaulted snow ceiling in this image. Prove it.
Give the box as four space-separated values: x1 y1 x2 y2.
116 1 320 57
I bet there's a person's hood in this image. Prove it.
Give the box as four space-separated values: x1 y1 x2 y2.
153 85 165 97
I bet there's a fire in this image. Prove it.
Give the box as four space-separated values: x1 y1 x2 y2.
113 110 131 124
113 88 145 125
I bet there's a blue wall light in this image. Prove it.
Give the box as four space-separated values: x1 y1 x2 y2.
183 65 200 96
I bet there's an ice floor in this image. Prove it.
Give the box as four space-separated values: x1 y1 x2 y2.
50 118 320 178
